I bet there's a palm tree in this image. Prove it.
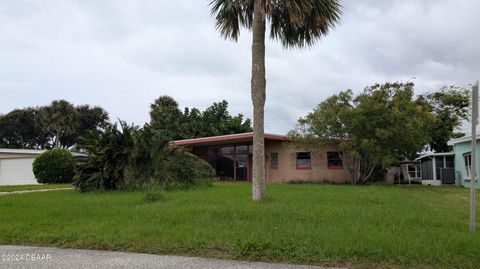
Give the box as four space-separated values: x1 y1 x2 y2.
40 100 79 148
210 0 342 201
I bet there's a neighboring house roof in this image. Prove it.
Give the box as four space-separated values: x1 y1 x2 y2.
171 132 289 146
447 134 480 146
0 148 86 157
414 152 454 161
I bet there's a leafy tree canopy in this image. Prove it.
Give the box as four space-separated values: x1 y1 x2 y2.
150 96 252 141
60 104 110 148
150 96 185 142
39 100 79 148
290 82 434 184
418 86 470 152
0 101 110 149
0 108 50 149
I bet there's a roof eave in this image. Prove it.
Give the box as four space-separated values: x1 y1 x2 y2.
171 132 289 146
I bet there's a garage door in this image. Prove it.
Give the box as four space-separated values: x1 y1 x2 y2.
0 158 38 185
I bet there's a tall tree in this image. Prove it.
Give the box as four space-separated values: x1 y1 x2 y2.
183 107 204 138
290 82 433 184
418 86 470 152
39 100 79 148
61 105 110 148
210 0 342 201
150 96 185 142
0 108 51 149
199 100 252 137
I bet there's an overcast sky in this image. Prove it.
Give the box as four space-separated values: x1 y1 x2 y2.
1 0 479 134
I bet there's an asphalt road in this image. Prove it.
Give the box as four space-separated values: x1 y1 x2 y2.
0 245 345 269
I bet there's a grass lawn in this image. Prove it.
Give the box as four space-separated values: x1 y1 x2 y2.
0 184 72 192
0 183 479 268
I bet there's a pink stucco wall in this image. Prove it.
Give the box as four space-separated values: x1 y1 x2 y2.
265 140 352 183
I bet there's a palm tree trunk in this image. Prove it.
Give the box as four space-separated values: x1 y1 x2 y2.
55 130 60 148
251 0 267 201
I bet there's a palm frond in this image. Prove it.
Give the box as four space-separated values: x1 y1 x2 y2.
209 0 254 40
269 0 342 48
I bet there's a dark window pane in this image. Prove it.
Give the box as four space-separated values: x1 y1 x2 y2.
219 146 234 155
236 145 248 154
207 146 219 155
464 154 471 178
207 155 217 170
327 151 343 168
445 156 454 168
271 152 278 168
216 155 234 180
235 154 248 180
296 152 311 169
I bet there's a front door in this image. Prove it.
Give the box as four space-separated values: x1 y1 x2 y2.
235 154 249 181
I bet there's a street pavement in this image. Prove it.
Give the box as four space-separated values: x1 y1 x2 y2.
0 245 346 269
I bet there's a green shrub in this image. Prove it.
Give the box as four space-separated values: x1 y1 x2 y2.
74 121 135 192
125 147 215 191
160 149 215 185
73 157 104 192
74 121 215 192
33 149 75 184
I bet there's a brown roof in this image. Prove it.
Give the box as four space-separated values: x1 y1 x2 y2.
171 132 289 146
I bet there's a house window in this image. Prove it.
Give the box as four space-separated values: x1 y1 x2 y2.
271 153 278 169
327 151 343 169
464 153 472 178
296 152 311 169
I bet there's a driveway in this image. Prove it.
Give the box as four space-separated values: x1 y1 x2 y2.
0 188 73 195
0 245 345 269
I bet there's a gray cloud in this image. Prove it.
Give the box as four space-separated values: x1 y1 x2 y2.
0 0 479 134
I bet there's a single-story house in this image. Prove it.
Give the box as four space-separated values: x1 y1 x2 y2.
172 132 352 183
0 148 84 186
413 153 455 186
448 135 480 188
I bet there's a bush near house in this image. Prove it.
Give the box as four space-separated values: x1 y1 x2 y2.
33 149 75 184
74 121 214 192
161 150 215 186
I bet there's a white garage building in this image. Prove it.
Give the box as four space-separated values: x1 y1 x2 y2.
0 149 47 185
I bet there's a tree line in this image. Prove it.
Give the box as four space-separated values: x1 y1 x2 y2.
0 97 252 150
150 96 252 143
0 100 109 149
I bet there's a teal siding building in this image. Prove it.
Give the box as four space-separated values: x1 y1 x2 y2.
448 135 480 188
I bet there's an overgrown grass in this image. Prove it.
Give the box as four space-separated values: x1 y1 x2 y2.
0 183 479 268
0 184 72 192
